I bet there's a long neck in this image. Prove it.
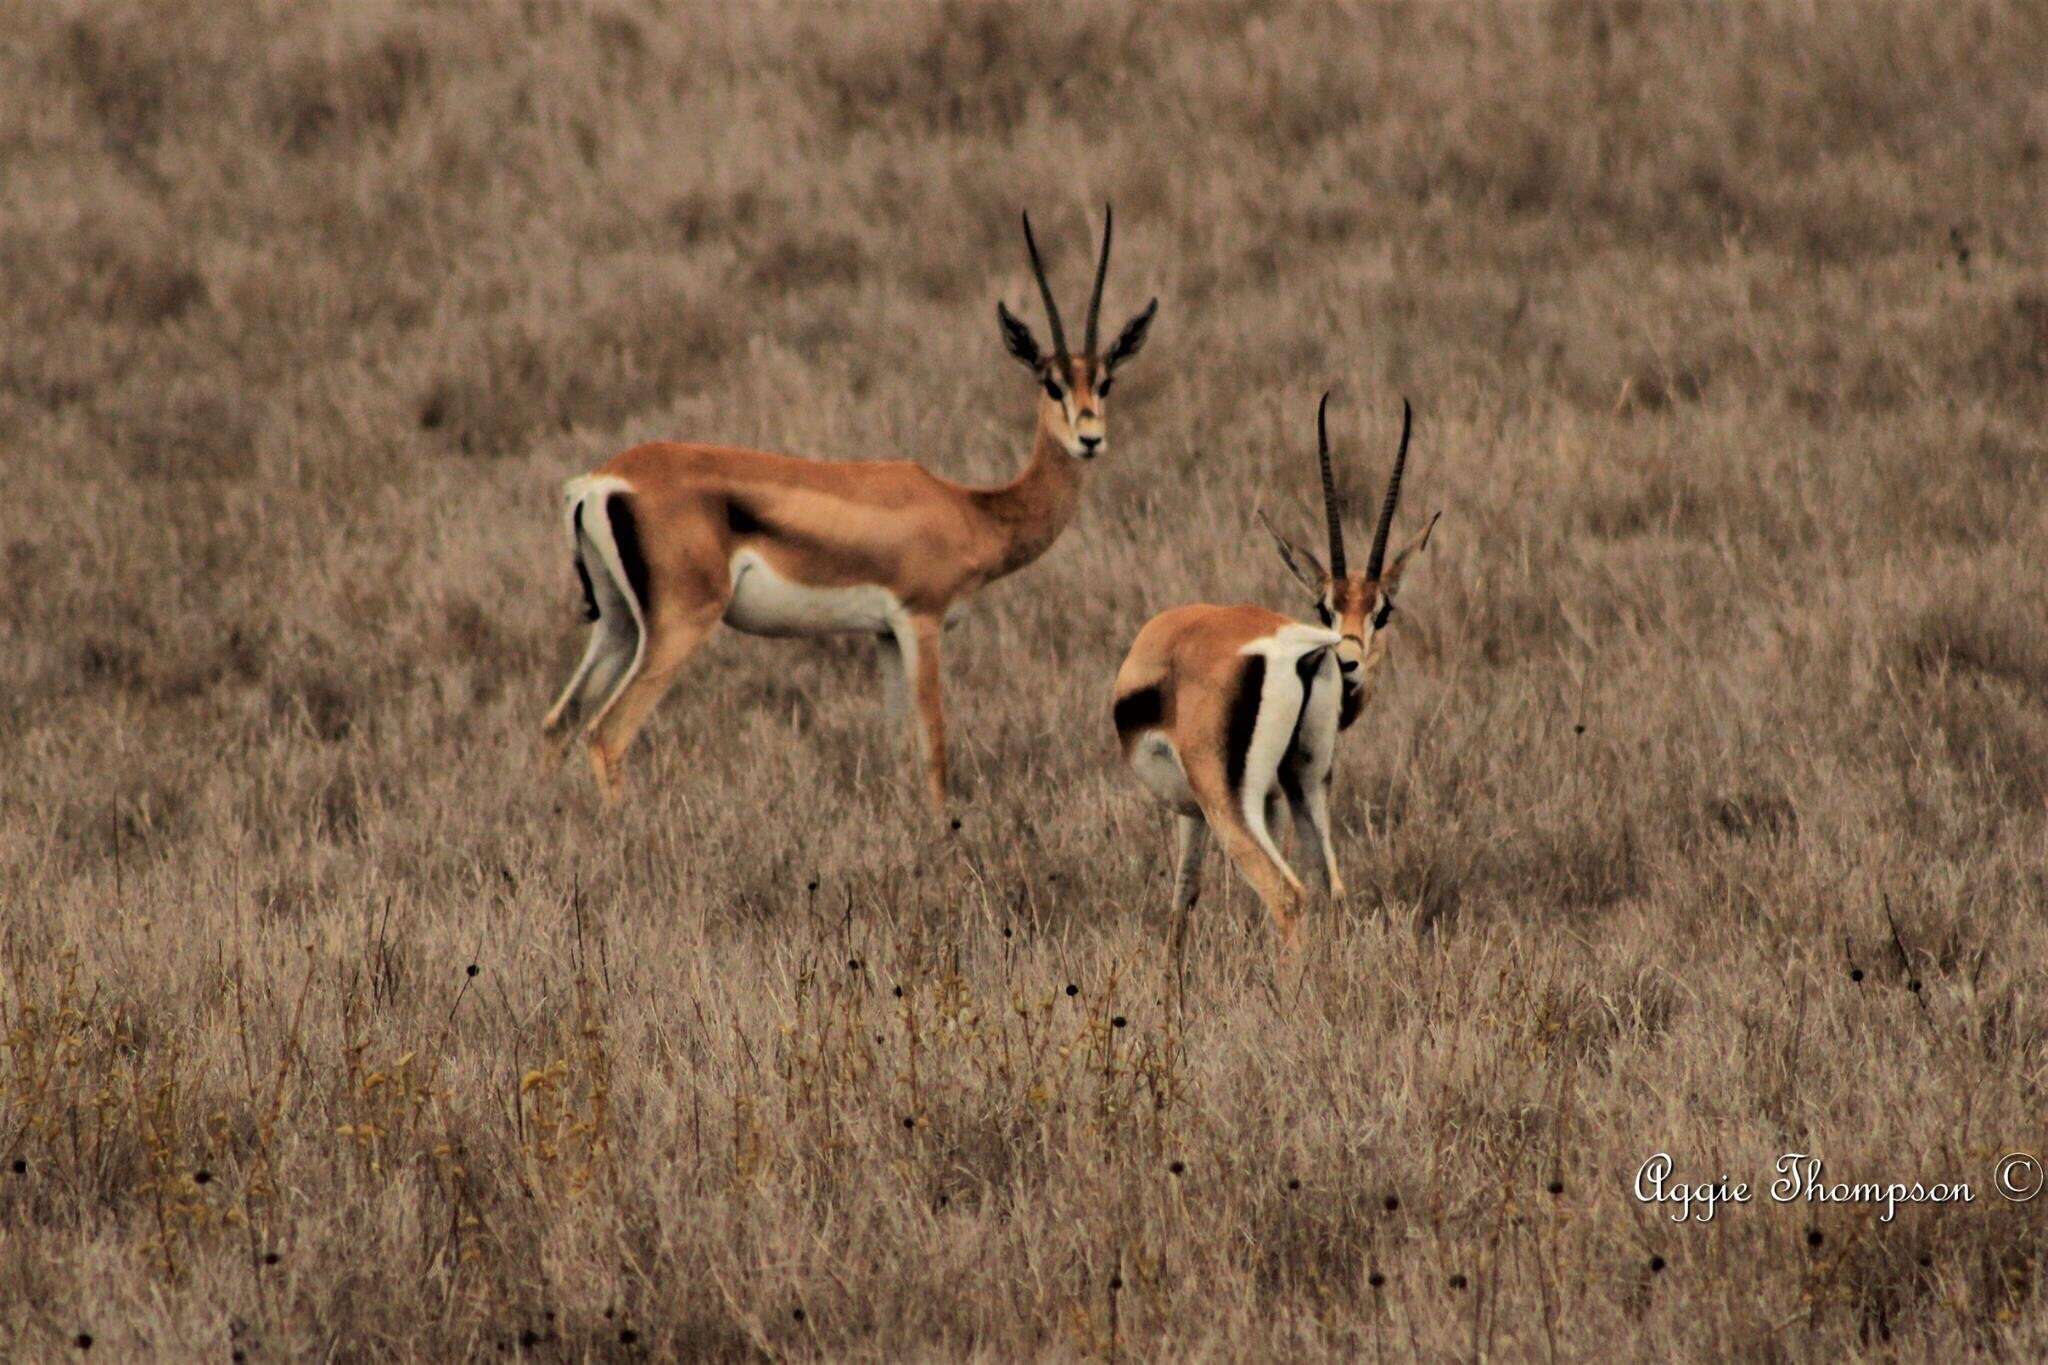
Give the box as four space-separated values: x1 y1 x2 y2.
972 415 1083 580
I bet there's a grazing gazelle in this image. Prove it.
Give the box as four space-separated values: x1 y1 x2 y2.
542 207 1158 811
1112 393 1437 952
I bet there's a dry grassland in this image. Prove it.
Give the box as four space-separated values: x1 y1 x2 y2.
4 0 2048 1357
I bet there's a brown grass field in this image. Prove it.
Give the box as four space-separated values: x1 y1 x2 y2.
4 0 2048 1357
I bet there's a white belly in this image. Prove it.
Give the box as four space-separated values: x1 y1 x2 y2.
723 551 901 637
1131 732 1200 815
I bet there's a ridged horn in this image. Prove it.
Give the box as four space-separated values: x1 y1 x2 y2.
1317 391 1346 578
1364 397 1413 582
1020 210 1068 361
1084 203 1112 354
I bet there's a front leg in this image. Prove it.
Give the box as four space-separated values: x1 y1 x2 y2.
889 612 950 814
1172 812 1207 912
877 632 909 724
1170 812 1207 995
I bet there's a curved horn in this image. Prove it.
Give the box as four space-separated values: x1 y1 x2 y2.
1020 211 1068 361
1084 203 1112 354
1364 397 1413 582
1316 391 1346 578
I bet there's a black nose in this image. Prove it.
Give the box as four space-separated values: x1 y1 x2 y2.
1078 434 1101 451
1339 659 1359 674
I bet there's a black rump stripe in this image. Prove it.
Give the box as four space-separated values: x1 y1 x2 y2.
1223 655 1267 794
571 503 599 621
605 494 652 618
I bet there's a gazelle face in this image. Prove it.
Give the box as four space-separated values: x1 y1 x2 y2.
1306 550 1429 674
996 205 1158 463
1313 576 1377 674
1040 355 1111 459
1260 392 1438 678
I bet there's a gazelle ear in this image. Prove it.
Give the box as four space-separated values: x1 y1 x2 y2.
1257 510 1326 595
1104 298 1157 371
997 301 1043 369
1379 511 1441 592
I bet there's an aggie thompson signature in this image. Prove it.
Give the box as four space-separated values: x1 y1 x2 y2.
1633 1151 2043 1223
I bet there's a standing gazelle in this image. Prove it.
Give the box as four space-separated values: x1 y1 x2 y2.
1112 393 1438 952
542 207 1158 812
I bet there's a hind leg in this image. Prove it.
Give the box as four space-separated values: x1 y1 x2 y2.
1188 763 1305 954
1241 769 1302 899
1210 814 1306 954
540 615 635 767
1264 788 1291 860
542 524 638 763
1171 813 1208 913
1169 812 1208 978
1289 772 1344 898
584 602 723 804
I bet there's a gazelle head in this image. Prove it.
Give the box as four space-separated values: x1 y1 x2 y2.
1261 393 1440 677
997 205 1158 461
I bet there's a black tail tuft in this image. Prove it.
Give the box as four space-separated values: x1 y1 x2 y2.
571 504 600 622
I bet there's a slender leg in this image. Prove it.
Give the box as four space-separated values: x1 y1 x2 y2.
891 613 949 814
1240 768 1300 900
1171 813 1208 912
1291 775 1344 898
542 627 608 737
585 603 723 805
877 632 909 725
1265 790 1290 852
1170 813 1207 992
1346 646 1388 846
541 530 640 766
541 618 634 764
1210 816 1305 954
1188 763 1305 954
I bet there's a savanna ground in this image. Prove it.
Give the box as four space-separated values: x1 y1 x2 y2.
4 0 2047 1357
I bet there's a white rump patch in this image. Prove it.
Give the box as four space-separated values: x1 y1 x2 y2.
1285 649 1342 786
543 474 645 736
1233 623 1341 867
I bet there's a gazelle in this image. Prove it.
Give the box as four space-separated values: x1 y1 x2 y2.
542 207 1158 811
1112 393 1437 952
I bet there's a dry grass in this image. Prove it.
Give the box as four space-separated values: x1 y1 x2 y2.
5 0 2048 1357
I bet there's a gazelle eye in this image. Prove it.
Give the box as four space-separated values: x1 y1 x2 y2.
1314 602 1334 627
1373 598 1396 629
1097 377 1115 397
1042 379 1065 402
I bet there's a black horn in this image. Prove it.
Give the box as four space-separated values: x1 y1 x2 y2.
1020 211 1069 361
1317 391 1346 578
1084 203 1112 354
1364 398 1413 582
